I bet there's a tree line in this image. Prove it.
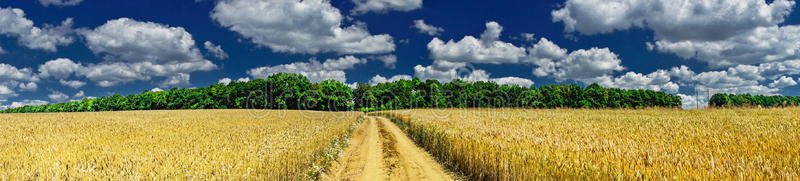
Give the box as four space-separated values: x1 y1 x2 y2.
1 73 681 113
709 93 800 108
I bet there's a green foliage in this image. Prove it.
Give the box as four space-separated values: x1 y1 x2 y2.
709 93 800 108
1 73 682 114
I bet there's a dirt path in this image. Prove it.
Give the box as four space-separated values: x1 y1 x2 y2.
324 116 455 181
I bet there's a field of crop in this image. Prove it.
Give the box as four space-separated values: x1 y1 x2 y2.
375 108 800 180
0 110 363 180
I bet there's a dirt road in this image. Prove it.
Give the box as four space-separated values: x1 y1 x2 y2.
324 116 455 181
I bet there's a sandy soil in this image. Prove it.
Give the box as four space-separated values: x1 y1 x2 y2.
324 116 455 181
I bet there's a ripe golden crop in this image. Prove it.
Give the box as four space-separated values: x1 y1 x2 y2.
0 110 363 180
376 108 800 180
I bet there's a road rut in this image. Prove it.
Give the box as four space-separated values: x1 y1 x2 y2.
324 116 454 181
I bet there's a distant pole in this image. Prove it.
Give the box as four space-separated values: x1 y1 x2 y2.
695 87 699 110
707 88 710 107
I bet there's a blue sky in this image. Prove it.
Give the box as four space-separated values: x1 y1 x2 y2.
1 0 799 109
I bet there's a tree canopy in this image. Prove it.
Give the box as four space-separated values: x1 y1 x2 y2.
1 73 682 113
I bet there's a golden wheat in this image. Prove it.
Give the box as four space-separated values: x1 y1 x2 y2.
0 109 363 180
375 108 800 180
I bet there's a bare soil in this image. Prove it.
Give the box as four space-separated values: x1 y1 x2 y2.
324 116 455 181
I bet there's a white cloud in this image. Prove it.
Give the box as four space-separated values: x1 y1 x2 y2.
59 79 86 89
351 0 422 15
552 0 800 68
528 38 568 77
678 93 704 109
0 85 16 102
322 56 368 70
412 62 469 82
587 71 679 93
428 21 528 64
38 58 82 78
552 0 794 41
204 41 229 60
48 91 69 102
653 26 800 67
769 76 798 88
38 0 84 7
79 18 217 87
0 63 39 101
0 99 49 110
543 47 625 81
150 88 164 92
372 54 398 69
159 73 191 88
369 74 412 85
211 0 395 54
491 77 534 87
73 90 84 98
669 65 696 83
18 82 37 91
0 63 39 82
520 33 536 42
412 62 534 86
248 56 369 83
412 19 444 36
218 77 250 85
0 7 74 51
78 63 144 87
218 78 232 85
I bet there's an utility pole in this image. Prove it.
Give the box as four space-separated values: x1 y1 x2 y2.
707 88 710 108
695 87 699 110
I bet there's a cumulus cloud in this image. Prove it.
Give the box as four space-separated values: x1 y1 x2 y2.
59 79 86 89
0 99 49 110
38 0 84 7
211 0 395 54
412 19 444 36
542 47 625 81
428 21 527 64
412 61 534 86
18 82 37 91
369 74 413 85
351 0 422 15
150 88 164 92
491 77 534 87
78 18 216 87
48 91 69 102
552 0 794 41
587 71 679 93
528 38 568 77
769 76 798 88
0 63 39 97
73 90 84 98
371 54 397 69
203 41 229 60
321 56 368 70
159 73 191 88
0 7 74 51
0 85 16 102
248 56 369 83
0 63 39 82
553 0 800 67
651 25 800 67
218 78 233 85
425 21 623 86
218 77 251 85
38 58 82 78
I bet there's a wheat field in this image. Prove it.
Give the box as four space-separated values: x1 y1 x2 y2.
0 110 363 180
375 108 800 180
